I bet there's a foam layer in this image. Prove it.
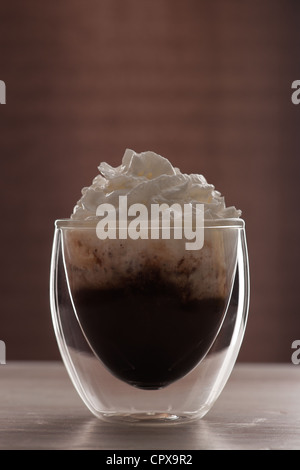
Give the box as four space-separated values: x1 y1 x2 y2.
71 149 241 221
63 228 237 301
65 150 240 301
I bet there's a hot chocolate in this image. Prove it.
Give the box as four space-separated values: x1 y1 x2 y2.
64 149 240 390
72 266 227 389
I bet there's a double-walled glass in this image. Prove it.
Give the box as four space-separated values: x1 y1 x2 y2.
50 219 249 425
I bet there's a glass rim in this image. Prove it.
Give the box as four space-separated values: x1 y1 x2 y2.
54 218 245 229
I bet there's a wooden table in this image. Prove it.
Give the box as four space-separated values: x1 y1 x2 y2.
0 362 299 450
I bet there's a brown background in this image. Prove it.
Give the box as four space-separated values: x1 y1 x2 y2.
0 0 299 361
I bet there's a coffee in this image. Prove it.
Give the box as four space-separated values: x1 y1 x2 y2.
72 269 227 390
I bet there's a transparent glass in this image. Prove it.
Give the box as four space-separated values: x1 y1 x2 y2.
50 219 249 425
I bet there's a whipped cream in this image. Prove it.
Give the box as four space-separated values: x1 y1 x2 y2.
71 149 241 220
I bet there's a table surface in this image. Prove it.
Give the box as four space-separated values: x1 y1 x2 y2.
0 362 299 450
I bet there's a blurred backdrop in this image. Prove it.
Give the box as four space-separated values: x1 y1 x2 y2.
0 0 299 361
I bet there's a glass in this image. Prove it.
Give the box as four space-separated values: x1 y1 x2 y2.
50 219 249 425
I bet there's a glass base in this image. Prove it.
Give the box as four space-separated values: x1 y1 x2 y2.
96 409 209 426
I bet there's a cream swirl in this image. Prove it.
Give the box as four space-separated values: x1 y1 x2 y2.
71 149 241 220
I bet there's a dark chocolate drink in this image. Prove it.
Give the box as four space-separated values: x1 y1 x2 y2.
72 269 227 390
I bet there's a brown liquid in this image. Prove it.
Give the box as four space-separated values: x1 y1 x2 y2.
72 275 227 390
